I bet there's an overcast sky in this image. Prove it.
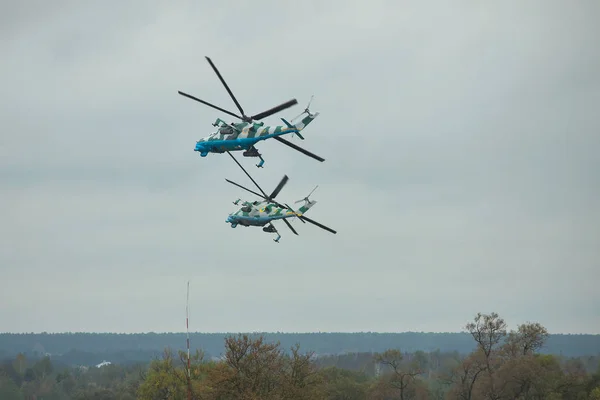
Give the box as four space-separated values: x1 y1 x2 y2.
1 0 599 335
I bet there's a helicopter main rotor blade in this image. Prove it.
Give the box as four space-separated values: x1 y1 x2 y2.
282 218 298 235
298 215 337 234
273 136 325 162
227 151 269 199
178 91 242 120
205 56 246 118
268 175 289 200
284 203 305 223
252 99 299 121
225 179 266 200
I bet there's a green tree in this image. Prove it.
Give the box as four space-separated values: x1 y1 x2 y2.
554 357 590 399
32 356 54 380
318 366 369 400
12 353 26 376
137 348 188 400
0 375 23 400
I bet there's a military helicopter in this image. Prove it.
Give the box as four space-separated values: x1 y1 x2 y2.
224 152 336 242
178 56 325 168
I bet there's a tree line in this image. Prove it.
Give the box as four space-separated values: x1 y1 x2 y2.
1 312 599 399
2 331 599 364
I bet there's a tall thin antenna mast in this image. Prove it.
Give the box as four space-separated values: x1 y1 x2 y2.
186 280 191 400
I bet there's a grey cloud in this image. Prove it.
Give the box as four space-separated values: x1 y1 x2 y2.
1 0 599 334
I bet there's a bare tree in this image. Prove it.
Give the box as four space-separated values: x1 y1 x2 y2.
374 349 424 400
444 349 487 400
465 312 507 399
502 322 549 357
280 343 320 400
221 334 284 399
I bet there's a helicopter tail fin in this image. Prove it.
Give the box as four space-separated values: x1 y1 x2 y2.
281 111 319 140
295 199 317 215
293 185 319 215
292 111 319 132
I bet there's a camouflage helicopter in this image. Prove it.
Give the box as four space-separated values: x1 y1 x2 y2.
224 152 336 242
178 56 325 168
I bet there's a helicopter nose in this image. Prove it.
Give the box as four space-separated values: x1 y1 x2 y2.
195 142 205 152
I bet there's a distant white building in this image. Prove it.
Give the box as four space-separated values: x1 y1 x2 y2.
96 361 112 368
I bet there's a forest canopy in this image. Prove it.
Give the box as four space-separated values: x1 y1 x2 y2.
1 312 599 399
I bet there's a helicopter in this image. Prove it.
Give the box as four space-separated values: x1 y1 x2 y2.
224 152 336 242
178 56 325 168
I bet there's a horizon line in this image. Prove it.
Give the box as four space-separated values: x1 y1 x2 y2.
2 330 599 335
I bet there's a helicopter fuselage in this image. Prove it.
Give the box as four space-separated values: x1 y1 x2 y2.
179 56 322 169
222 152 332 243
194 122 299 156
227 213 291 227
226 200 298 228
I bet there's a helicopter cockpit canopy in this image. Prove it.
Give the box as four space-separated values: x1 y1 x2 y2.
241 205 252 212
218 125 234 136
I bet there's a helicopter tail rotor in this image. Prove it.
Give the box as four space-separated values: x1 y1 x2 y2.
272 99 324 162
289 95 315 140
291 95 315 123
291 185 319 217
294 185 318 205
